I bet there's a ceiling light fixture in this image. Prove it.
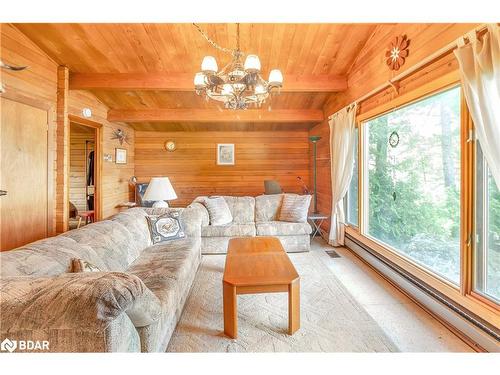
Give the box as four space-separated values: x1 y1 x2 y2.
193 23 283 110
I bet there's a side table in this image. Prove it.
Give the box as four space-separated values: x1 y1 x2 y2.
308 213 329 238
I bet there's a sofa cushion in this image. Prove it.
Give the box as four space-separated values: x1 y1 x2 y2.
256 221 312 236
146 211 185 244
194 196 255 223
0 236 106 277
201 223 256 237
62 220 140 271
126 236 200 309
279 194 312 223
201 197 233 225
255 194 284 222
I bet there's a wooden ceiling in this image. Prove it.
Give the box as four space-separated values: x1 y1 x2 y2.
15 23 378 131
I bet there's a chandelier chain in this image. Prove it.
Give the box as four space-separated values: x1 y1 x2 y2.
193 23 242 57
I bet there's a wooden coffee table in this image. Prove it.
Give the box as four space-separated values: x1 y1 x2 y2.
223 236 300 339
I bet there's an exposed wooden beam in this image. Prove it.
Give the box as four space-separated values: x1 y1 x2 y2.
70 73 347 92
107 109 324 123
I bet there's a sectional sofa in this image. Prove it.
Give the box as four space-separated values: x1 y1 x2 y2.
0 206 204 353
192 194 312 254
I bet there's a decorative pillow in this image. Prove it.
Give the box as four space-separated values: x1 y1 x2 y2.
278 194 312 223
202 196 233 226
146 211 185 244
70 258 101 273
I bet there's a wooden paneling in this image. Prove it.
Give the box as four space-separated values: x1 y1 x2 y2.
108 108 324 123
68 90 135 218
69 124 95 212
1 24 136 244
1 98 49 251
70 72 347 92
313 23 479 236
56 66 70 233
135 131 310 207
14 23 377 131
0 23 57 238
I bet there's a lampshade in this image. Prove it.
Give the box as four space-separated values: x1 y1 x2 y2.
143 177 177 201
244 54 261 72
201 56 218 73
194 72 206 88
268 69 283 86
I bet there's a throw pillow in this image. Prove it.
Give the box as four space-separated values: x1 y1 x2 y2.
202 196 233 226
146 211 185 244
70 258 101 273
279 194 312 223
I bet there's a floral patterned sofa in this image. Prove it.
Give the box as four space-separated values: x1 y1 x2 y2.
0 206 204 353
190 194 312 254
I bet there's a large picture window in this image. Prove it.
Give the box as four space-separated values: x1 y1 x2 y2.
474 145 500 303
363 86 461 284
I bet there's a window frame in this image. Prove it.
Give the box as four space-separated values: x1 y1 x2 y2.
345 70 499 324
345 125 360 229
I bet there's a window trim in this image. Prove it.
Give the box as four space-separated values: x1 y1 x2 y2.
345 125 360 229
346 70 499 325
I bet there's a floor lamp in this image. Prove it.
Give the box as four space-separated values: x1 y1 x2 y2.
309 135 321 214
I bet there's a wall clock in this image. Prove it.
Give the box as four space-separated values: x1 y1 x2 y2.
165 140 177 152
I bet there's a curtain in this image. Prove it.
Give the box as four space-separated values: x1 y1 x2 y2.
454 24 500 188
328 103 357 246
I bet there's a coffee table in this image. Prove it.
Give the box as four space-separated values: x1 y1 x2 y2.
223 236 300 339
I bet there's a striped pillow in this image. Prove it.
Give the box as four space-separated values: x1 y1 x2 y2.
202 196 233 226
279 194 312 223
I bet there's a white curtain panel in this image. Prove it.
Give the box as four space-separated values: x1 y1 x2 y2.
328 103 357 246
454 24 500 188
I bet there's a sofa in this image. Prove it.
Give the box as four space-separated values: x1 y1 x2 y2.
0 206 204 353
191 194 312 254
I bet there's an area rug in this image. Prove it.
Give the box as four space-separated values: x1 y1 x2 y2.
167 250 398 352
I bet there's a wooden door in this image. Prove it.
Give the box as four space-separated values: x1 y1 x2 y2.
1 98 49 251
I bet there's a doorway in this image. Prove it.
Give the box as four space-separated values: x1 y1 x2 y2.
69 121 100 229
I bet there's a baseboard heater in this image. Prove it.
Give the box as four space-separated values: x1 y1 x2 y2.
345 234 500 352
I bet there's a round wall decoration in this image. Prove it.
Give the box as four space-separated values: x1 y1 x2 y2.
165 140 177 152
389 131 400 148
385 35 410 71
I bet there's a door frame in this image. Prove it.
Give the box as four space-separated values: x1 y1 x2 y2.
68 114 103 223
0 91 56 237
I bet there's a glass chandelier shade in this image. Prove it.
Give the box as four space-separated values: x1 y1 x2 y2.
194 53 283 110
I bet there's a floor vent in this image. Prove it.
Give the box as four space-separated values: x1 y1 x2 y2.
325 250 341 258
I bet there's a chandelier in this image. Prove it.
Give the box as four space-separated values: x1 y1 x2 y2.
193 23 283 110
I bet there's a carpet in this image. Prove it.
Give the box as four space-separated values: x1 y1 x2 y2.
167 250 398 352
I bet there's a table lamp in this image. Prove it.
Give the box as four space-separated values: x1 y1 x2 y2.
143 177 177 208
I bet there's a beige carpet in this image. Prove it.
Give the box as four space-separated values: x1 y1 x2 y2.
167 250 398 352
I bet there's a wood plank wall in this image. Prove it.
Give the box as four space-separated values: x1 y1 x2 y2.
68 90 135 218
1 24 135 243
310 23 479 236
135 131 310 207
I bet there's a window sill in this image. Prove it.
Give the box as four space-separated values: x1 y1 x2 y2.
345 226 500 327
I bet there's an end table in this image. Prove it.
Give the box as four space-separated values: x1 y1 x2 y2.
308 213 329 238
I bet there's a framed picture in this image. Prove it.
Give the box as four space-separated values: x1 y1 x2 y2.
217 144 235 165
115 148 127 164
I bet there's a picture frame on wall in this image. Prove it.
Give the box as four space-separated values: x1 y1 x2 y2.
115 148 127 164
217 144 235 165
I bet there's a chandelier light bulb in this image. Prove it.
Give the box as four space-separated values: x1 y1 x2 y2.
244 54 261 72
201 56 218 73
222 84 234 96
255 84 266 95
268 69 283 86
194 72 206 88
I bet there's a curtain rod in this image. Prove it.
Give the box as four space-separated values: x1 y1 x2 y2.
329 23 489 119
